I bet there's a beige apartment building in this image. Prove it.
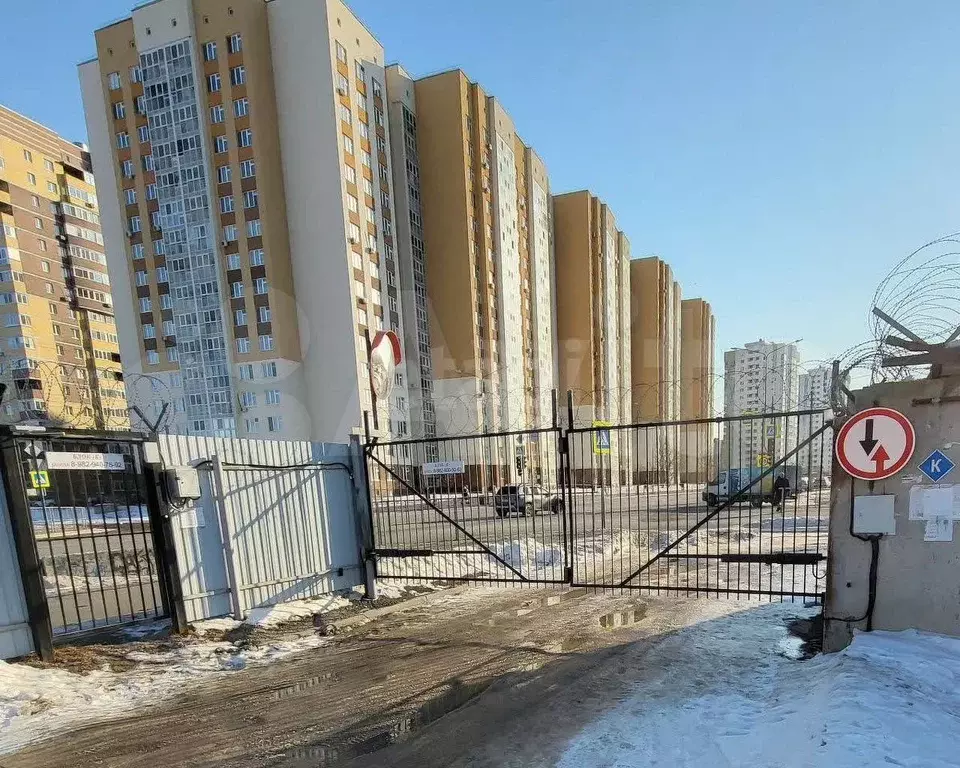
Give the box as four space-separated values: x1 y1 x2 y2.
80 0 427 444
0 106 125 430
413 71 557 433
553 190 631 483
678 297 716 482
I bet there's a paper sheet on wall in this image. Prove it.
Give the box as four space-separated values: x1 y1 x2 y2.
909 485 960 521
180 506 205 529
924 517 953 542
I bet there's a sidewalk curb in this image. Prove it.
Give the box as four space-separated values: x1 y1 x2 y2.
331 584 473 631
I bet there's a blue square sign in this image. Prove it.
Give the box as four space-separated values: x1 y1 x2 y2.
919 450 955 483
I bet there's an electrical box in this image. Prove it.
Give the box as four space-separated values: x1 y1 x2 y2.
164 466 202 501
853 494 897 535
142 442 161 465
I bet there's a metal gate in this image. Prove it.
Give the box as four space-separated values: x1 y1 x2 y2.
365 407 834 602
1 427 170 652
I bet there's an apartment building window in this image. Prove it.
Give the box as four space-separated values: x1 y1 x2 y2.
228 253 241 269
130 66 142 83
355 91 366 113
364 206 374 225
265 389 280 405
343 135 354 155
153 238 164 255
224 224 237 241
142 154 154 171
258 305 270 323
377 135 387 154
363 178 373 197
235 309 246 326
135 270 148 286
234 98 249 117
262 361 277 378
215 136 230 154
26 173 36 187
139 297 151 312
167 347 178 362
163 319 175 336
151 211 162 230
108 72 121 90
157 266 168 283
46 181 57 194
359 122 369 140
116 132 130 149
243 190 258 209
160 294 172 310
354 278 365 297
382 218 392 237
238 129 253 148
239 363 254 380
136 95 146 115
208 73 221 92
380 191 390 210
254 277 268 295
240 391 256 408
347 194 358 213
240 159 255 178
336 41 347 63
345 165 356 184
337 74 349 94
372 79 382 98
374 108 384 128
219 195 234 213
210 104 225 123
355 60 365 81
124 188 137 205
122 159 134 178
267 415 282 433
131 243 144 259
229 33 242 53
231 281 244 298
230 66 245 86
236 337 250 354
348 223 361 243
129 216 141 234
146 183 157 200
203 41 217 61
246 219 261 237
259 335 273 351
249 248 264 266
361 149 371 167
143 323 155 339
379 164 389 184
147 351 160 365
113 102 125 119
217 165 231 183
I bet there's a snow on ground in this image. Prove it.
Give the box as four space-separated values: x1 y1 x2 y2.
0 582 432 755
557 607 960 768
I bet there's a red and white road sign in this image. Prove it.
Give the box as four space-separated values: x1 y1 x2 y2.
835 407 916 480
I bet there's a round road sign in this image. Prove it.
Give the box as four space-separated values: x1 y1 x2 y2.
835 406 916 480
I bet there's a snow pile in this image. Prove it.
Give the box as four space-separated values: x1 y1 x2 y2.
558 609 960 768
0 633 329 754
491 539 564 571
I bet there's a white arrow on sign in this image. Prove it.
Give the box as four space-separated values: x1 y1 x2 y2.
835 407 916 481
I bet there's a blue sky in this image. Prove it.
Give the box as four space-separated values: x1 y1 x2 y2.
1 0 958 367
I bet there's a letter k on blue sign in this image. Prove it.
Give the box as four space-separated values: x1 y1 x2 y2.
919 450 956 483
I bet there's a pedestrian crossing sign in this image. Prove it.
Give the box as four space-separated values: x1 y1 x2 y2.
30 470 50 489
593 421 612 455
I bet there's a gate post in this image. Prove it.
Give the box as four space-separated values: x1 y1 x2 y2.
349 434 377 601
0 437 53 661
142 455 187 635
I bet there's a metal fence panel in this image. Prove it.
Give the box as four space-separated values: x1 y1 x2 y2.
0 487 32 659
158 435 362 622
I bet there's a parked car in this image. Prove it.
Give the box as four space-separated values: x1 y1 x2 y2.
703 464 800 508
493 485 564 517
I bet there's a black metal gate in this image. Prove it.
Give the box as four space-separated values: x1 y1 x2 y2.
1 427 170 654
365 406 834 602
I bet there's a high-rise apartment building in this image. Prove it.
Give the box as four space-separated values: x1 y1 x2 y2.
630 256 681 422
80 0 424 442
798 365 842 476
0 106 124 430
554 190 630 425
679 298 716 420
723 339 801 468
413 70 557 438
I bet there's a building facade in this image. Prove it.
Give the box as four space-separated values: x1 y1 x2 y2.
678 297 716 482
553 190 630 483
80 0 422 442
630 256 681 423
0 106 124 429
798 365 841 477
413 70 557 438
722 339 801 469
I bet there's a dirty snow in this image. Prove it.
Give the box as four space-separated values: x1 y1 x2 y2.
558 608 960 767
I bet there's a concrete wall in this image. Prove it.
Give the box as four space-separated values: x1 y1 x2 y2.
824 374 960 652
